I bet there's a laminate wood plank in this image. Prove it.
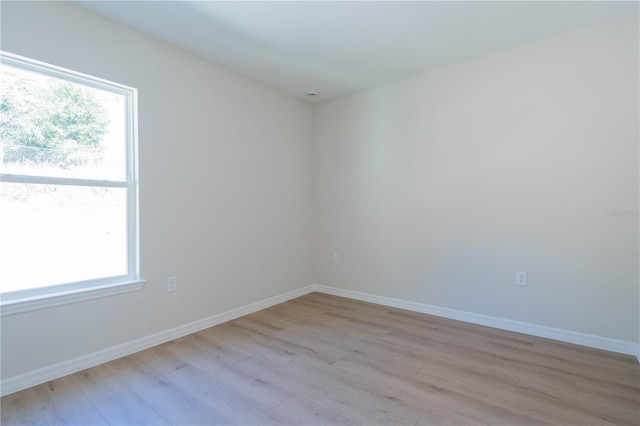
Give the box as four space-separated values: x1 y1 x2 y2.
389 331 631 426
209 322 300 364
231 354 343 405
514 376 576 401
333 349 543 426
224 316 347 364
2 292 638 425
533 335 638 368
239 347 423 426
240 308 299 332
335 332 427 379
271 393 365 425
265 304 353 337
235 355 394 425
128 341 190 376
391 332 630 426
103 354 229 425
274 324 352 363
515 381 638 425
161 334 294 408
383 329 582 391
265 355 420 425
164 364 294 425
412 370 596 426
268 297 328 320
317 310 393 338
576 376 640 411
68 362 170 425
416 354 519 395
412 356 624 426
329 356 472 424
1 375 108 426
485 334 640 389
192 328 255 361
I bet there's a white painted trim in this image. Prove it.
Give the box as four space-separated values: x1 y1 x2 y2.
0 50 140 313
0 285 314 397
3 282 636 396
313 284 639 356
0 174 127 188
0 280 146 317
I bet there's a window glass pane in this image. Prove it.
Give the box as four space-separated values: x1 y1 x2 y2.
0 64 126 181
0 183 127 293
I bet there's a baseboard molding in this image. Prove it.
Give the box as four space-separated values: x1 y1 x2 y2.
0 285 315 397
3 283 637 396
313 284 639 357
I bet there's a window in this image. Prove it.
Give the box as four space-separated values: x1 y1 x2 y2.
0 51 143 315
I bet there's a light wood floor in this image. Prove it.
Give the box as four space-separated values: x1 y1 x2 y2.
2 292 639 425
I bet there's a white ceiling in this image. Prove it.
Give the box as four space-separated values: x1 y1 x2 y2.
76 1 639 102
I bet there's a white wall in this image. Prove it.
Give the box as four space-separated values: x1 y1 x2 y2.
1 2 314 379
314 15 639 343
1 2 638 385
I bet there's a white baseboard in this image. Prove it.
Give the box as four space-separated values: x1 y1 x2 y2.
0 285 315 397
313 284 639 357
3 283 637 396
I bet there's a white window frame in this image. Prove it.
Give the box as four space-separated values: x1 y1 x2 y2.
0 51 144 316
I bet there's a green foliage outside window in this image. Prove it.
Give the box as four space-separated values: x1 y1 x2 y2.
1 68 110 166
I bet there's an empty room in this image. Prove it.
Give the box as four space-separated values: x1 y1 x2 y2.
1 1 638 425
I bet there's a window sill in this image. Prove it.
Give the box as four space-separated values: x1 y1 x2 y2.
0 280 146 316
